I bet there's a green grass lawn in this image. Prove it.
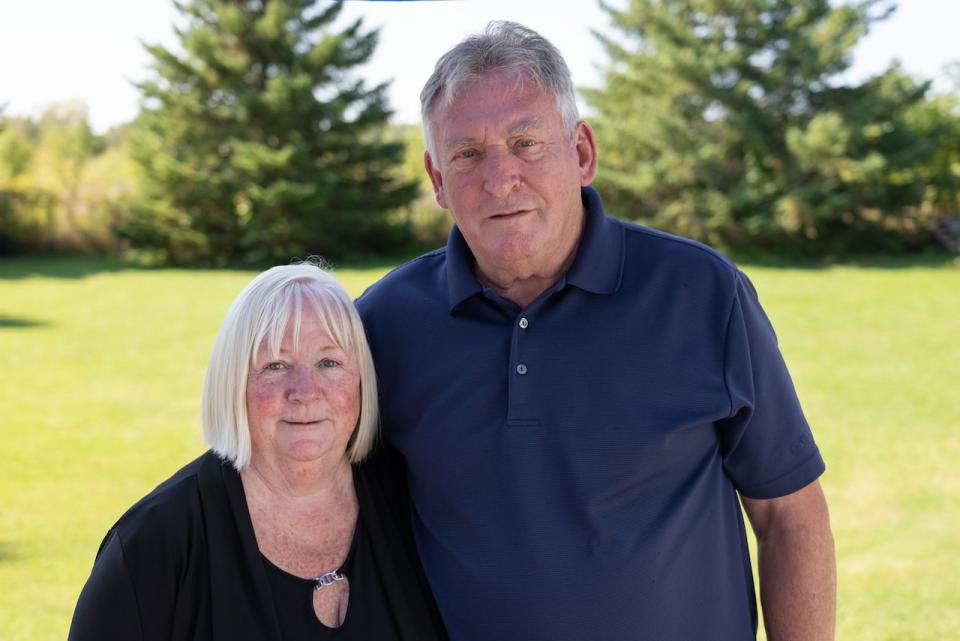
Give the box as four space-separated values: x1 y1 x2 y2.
1 254 958 640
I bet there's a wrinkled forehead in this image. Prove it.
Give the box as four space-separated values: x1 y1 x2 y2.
431 73 563 147
436 70 559 122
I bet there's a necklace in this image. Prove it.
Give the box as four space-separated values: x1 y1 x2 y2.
312 570 345 590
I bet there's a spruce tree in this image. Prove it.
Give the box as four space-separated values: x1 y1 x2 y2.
123 0 416 265
586 0 941 253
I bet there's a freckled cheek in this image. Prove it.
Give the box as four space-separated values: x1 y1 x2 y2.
246 379 284 418
329 380 362 424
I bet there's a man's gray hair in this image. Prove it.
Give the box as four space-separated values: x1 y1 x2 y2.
420 21 579 159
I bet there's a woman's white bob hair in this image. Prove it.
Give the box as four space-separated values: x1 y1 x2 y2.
201 261 378 470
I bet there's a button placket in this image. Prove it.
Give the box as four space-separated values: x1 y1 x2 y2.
516 316 530 375
508 311 534 421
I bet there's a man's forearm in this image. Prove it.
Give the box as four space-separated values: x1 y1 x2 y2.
743 482 836 641
757 518 836 640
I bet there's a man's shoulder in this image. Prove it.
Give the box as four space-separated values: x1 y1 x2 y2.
356 246 448 314
611 217 740 293
620 218 736 272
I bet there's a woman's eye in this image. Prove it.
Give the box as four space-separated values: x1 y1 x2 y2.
320 359 340 368
264 362 286 371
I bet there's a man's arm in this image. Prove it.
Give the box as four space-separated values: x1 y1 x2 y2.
740 480 836 641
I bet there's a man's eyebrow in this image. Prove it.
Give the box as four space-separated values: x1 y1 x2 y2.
508 117 541 137
441 117 544 152
443 137 478 152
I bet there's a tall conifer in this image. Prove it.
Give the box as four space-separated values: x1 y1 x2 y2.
586 0 942 252
124 0 415 264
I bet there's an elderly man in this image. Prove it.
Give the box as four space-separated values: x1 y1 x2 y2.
358 21 835 641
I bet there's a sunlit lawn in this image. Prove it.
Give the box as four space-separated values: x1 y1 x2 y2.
1 254 958 640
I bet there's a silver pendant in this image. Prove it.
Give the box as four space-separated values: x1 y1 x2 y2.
313 570 345 589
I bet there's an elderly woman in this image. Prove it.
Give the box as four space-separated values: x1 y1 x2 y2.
68 263 447 640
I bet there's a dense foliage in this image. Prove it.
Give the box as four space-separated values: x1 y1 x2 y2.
0 102 130 255
3 2 958 260
585 0 960 254
121 0 416 265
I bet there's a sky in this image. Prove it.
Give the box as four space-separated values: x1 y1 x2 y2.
1 0 957 134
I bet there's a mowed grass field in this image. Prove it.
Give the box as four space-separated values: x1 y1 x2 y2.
1 254 958 640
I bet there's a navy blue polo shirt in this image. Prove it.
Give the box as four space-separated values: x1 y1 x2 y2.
357 187 824 641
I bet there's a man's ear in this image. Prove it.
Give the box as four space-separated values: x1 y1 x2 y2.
424 150 449 209
574 121 598 187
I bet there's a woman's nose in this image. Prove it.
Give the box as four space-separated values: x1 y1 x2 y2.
286 368 322 403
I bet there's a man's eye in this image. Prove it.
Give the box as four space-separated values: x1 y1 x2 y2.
515 138 538 150
454 149 478 160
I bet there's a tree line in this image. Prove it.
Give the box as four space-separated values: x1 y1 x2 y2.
2 0 958 264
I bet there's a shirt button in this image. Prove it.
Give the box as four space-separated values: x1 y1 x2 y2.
519 317 529 329
516 363 528 375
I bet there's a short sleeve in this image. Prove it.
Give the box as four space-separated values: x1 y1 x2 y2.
68 530 143 641
719 270 825 499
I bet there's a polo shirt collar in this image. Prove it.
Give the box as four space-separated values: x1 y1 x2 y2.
444 186 624 310
445 223 483 310
565 186 624 295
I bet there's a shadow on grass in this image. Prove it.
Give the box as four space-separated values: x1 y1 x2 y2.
839 252 959 270
0 254 140 280
0 541 19 562
0 249 434 281
2 248 954 279
0 315 49 329
729 249 958 271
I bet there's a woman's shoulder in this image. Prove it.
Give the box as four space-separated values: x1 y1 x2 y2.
71 452 232 641
107 451 228 554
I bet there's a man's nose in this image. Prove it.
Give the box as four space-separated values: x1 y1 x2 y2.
482 148 521 198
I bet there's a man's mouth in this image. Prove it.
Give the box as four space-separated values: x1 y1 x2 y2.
490 208 531 219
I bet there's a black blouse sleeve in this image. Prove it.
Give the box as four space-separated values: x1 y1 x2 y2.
68 530 143 641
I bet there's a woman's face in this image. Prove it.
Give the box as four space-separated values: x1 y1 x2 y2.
246 310 360 470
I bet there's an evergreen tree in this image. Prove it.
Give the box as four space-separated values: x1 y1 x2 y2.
586 0 942 253
913 68 960 221
123 0 416 265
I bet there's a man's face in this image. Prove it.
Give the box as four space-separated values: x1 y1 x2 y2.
425 71 597 284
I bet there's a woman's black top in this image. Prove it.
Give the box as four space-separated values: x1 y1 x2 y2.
263 515 399 640
67 447 446 641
